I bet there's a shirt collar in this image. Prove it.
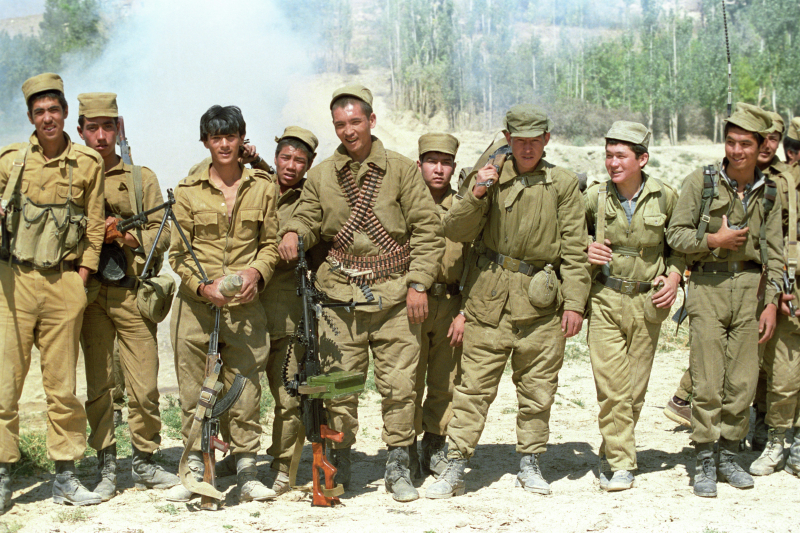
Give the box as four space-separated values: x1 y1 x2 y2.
29 131 76 164
333 136 388 172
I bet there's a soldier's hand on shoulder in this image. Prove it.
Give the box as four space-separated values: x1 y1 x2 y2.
561 310 583 338
707 215 748 251
473 163 498 199
235 267 261 304
587 239 613 265
448 312 466 347
278 232 300 262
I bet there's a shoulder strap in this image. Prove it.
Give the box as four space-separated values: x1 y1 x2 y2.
695 165 717 243
126 165 146 258
1 144 30 210
786 173 798 278
596 182 608 245
759 176 778 267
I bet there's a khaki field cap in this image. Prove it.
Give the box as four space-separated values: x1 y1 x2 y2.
77 92 119 118
605 121 651 149
725 102 772 134
22 72 64 103
275 126 319 154
418 133 459 158
788 118 800 141
768 111 785 135
330 84 373 109
505 104 553 138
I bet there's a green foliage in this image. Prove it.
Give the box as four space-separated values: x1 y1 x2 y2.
259 372 275 424
155 503 179 516
0 521 23 533
161 395 183 439
55 507 89 523
17 430 53 474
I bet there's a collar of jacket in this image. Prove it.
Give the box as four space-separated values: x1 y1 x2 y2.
29 131 77 167
332 136 388 172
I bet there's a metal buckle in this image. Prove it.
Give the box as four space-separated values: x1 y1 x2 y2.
700 215 711 223
731 261 741 273
501 255 520 271
619 281 637 294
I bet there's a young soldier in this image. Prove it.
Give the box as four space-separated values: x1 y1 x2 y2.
166 105 279 503
0 73 105 507
783 118 800 164
75 93 178 500
278 85 443 502
666 102 783 498
413 133 468 478
428 104 590 498
585 122 683 491
259 126 318 494
750 113 800 477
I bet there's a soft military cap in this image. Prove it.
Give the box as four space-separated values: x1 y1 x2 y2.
22 72 64 103
605 120 651 149
768 111 785 135
724 102 772 134
787 118 800 142
505 104 553 138
330 84 373 109
77 92 119 118
275 126 319 154
418 133 459 158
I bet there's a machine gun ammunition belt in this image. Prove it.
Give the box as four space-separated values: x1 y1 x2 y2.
328 243 411 286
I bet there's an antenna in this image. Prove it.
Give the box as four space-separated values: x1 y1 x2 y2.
722 0 732 117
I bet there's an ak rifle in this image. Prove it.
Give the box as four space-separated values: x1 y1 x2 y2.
283 237 376 506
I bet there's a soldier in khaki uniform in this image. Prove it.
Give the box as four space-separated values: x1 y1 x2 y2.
278 85 444 502
783 118 800 164
750 113 800 476
428 104 590 499
258 126 319 494
74 93 178 500
413 133 468 479
585 121 684 491
166 105 280 504
666 103 783 498
0 73 105 507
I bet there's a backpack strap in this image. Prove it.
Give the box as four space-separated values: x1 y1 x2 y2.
126 165 146 261
786 173 798 279
1 144 29 210
695 165 717 244
596 182 608 245
759 176 777 268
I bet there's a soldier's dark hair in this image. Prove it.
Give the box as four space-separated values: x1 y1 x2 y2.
27 91 68 115
605 139 648 159
783 136 800 161
275 138 315 161
331 96 373 118
723 122 765 146
199 105 246 142
77 116 119 128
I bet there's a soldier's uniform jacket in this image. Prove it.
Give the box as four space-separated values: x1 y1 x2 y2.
434 188 468 287
0 133 105 271
584 173 684 282
443 156 590 327
169 164 279 302
769 157 800 325
281 137 444 307
666 160 783 305
103 161 170 277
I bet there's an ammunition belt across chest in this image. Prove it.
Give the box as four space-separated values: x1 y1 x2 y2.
330 162 411 285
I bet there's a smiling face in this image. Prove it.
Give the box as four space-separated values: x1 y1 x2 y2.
725 125 761 176
332 102 375 162
418 151 456 195
203 132 244 166
28 96 67 145
758 131 781 167
605 141 648 186
78 116 117 160
504 132 550 174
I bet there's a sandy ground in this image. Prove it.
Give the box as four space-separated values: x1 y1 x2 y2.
4 72 798 532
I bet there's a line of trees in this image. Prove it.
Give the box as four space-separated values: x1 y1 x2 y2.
298 0 800 144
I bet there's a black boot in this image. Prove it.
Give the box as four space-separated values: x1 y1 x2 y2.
384 446 419 502
420 432 448 476
693 443 717 498
53 461 102 506
131 446 179 489
751 409 768 452
718 438 754 489
0 463 11 512
327 447 351 490
94 445 117 502
408 436 422 481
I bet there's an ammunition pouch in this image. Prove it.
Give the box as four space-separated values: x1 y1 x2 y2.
10 195 86 270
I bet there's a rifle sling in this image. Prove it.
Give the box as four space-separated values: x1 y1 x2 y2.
125 165 146 258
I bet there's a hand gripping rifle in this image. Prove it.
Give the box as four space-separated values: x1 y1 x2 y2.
282 237 376 506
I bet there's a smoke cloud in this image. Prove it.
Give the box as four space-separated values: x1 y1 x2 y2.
5 0 317 190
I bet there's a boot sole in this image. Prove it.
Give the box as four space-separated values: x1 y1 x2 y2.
239 495 278 503
425 486 465 499
664 408 691 427
693 488 717 498
134 482 180 490
750 459 786 477
718 475 754 489
53 495 102 506
515 478 550 495
785 463 800 476
605 479 638 492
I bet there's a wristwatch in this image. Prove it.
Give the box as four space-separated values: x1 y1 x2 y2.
409 282 426 293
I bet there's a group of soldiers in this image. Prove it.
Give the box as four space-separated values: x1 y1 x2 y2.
0 71 798 514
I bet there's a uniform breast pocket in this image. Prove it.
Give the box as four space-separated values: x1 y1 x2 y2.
238 208 264 240
641 214 667 247
57 184 84 204
193 212 220 240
